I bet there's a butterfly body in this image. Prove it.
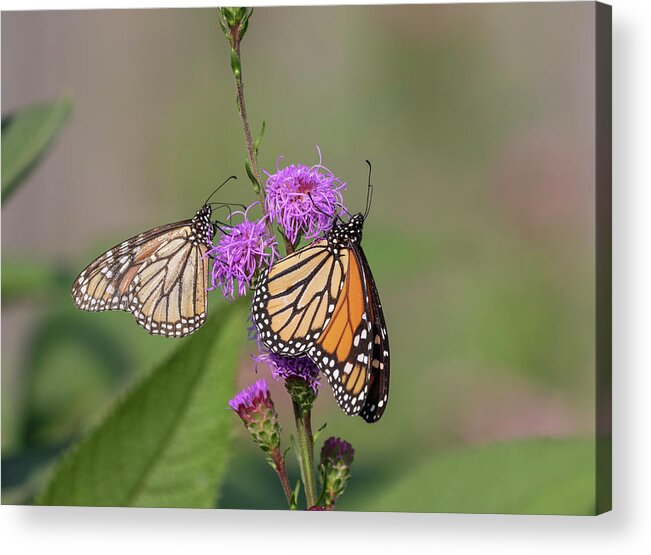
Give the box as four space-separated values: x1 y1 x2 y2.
252 213 390 422
72 205 213 338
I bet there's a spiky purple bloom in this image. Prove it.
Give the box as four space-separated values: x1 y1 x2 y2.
229 380 282 460
207 204 278 300
228 379 271 416
264 149 346 245
254 349 320 394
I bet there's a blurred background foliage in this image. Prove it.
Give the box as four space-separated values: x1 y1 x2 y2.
2 4 597 513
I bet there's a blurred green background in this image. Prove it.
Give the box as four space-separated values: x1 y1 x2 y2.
2 4 598 512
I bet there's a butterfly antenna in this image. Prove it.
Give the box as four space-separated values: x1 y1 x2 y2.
208 201 248 212
363 160 374 220
307 193 345 225
204 175 237 206
210 202 245 239
338 204 353 219
213 222 233 236
223 204 234 222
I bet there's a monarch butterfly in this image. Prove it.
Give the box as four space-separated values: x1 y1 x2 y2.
252 164 390 422
71 180 237 338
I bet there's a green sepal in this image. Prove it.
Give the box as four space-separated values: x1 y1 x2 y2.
285 376 316 414
240 14 251 39
218 15 229 40
320 460 351 508
220 8 238 27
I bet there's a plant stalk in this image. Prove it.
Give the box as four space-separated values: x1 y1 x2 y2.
292 400 317 508
271 452 294 508
232 39 261 191
228 25 293 249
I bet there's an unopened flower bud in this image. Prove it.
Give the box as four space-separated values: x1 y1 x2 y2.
319 437 355 508
229 380 281 462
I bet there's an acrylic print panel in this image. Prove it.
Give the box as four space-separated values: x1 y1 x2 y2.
1 2 611 514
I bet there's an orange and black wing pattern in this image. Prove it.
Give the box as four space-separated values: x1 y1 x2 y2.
308 245 374 415
252 240 345 355
355 245 390 423
251 213 389 421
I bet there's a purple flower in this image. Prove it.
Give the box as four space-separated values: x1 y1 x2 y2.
264 148 346 245
207 204 278 300
254 349 320 394
229 380 282 459
228 379 272 416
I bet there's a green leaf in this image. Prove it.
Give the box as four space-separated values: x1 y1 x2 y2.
18 309 133 448
1 258 68 302
240 16 250 40
290 480 301 510
230 48 241 80
244 158 260 193
254 120 266 154
37 299 248 508
313 421 327 443
1 439 73 505
342 438 596 515
217 15 229 39
2 97 72 204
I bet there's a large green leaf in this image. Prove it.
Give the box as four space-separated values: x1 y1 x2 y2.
1 258 68 302
37 299 248 508
2 97 72 203
342 438 596 515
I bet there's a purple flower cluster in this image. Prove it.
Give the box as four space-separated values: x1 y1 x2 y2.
207 151 346 302
264 149 346 245
207 205 278 300
254 348 320 394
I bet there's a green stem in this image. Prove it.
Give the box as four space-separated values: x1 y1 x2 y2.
232 39 261 192
227 25 291 249
292 400 317 508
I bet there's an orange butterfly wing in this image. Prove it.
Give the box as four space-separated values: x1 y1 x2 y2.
355 246 390 422
253 240 345 354
251 216 389 420
309 247 373 415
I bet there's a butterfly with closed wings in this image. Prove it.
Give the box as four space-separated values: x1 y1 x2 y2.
252 163 390 422
71 179 239 338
